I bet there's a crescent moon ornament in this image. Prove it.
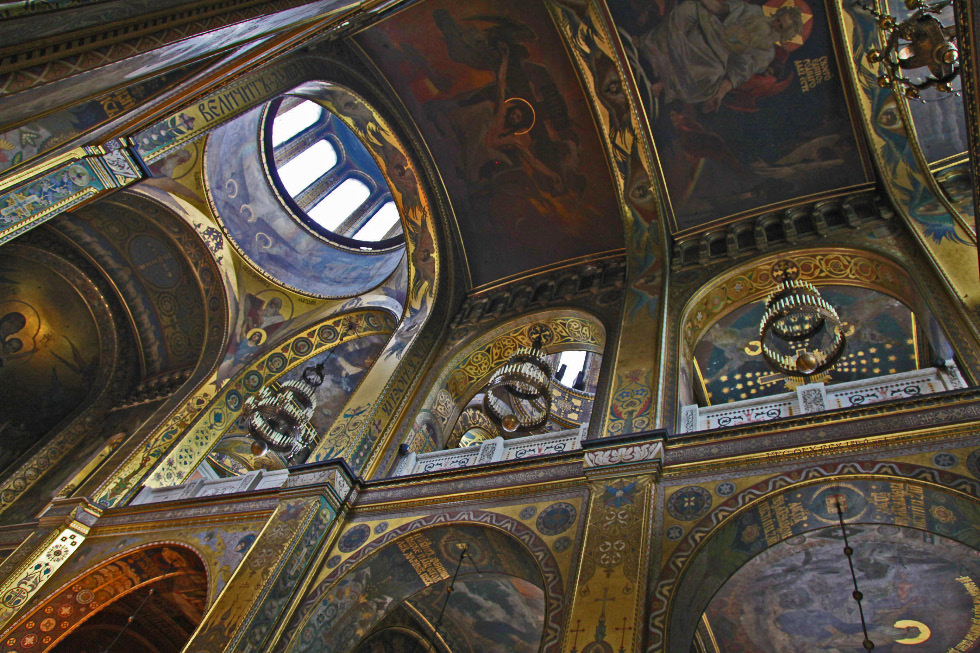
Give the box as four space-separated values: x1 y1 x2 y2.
894 620 931 644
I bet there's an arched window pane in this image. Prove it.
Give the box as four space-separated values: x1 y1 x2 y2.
307 178 371 230
353 201 401 241
555 350 587 385
272 100 322 147
279 140 337 195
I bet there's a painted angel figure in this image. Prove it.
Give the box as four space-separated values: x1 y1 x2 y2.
639 0 803 112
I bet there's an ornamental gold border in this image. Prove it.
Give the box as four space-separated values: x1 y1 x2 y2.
409 310 605 446
680 248 918 353
92 308 396 506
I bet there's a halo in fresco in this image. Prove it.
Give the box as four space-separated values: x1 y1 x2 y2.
608 0 870 232
357 0 624 288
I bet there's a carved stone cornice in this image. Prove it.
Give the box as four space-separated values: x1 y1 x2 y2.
671 191 894 271
448 255 626 336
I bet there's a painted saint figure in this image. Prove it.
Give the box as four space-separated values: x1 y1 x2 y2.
640 0 803 112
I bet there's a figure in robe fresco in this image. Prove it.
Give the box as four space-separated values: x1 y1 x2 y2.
611 0 868 231
358 0 622 287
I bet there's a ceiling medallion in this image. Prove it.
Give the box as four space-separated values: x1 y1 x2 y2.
482 337 552 434
243 360 326 459
860 0 960 99
759 261 846 378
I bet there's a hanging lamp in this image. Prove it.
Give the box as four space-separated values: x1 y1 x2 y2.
759 261 846 378
482 336 552 434
243 360 326 459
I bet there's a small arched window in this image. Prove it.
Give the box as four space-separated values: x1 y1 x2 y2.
266 97 404 251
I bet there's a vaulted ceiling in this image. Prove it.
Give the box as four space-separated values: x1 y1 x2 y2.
348 0 971 291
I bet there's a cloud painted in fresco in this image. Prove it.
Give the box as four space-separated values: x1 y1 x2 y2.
358 0 623 287
609 0 869 232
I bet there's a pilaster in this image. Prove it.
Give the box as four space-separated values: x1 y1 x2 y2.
182 462 355 652
563 431 664 652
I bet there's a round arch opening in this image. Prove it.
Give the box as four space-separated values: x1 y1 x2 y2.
287 520 564 652
7 544 209 653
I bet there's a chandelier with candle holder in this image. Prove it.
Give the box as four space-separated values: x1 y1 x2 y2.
859 0 960 99
482 336 552 434
242 360 326 460
759 261 846 378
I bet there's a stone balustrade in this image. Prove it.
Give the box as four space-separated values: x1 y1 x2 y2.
679 362 965 433
394 423 588 476
131 468 290 505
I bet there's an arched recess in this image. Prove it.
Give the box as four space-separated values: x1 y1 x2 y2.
93 67 448 500
278 512 566 652
401 309 606 456
2 543 209 652
0 241 131 522
649 466 980 652
135 308 398 488
67 187 233 510
673 249 979 421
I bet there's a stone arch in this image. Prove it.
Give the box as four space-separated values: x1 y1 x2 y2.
672 247 978 422
402 309 607 454
93 62 449 496
281 509 566 652
2 543 209 652
649 462 980 651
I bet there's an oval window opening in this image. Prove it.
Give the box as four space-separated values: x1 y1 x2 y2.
279 139 338 195
272 99 323 147
353 201 401 242
308 178 371 231
266 96 405 251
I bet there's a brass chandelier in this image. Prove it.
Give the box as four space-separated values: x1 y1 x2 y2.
861 0 960 99
242 361 325 459
482 337 552 434
759 264 846 378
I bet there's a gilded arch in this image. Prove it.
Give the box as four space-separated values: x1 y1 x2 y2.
93 58 448 501
2 543 209 652
404 309 606 453
282 510 567 652
673 248 980 417
650 462 980 651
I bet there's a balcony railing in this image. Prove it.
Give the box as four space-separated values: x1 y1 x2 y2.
131 468 290 505
393 423 588 476
679 363 965 433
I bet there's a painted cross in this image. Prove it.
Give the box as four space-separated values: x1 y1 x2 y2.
567 619 585 652
614 616 633 653
0 193 43 221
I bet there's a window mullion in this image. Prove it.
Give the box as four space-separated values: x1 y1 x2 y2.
273 122 330 168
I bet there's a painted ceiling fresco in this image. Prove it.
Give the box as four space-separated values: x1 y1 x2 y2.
357 0 624 288
59 198 208 376
703 524 980 651
406 574 545 652
210 334 388 472
695 286 918 404
354 627 431 652
0 250 102 473
610 0 870 233
293 524 546 651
